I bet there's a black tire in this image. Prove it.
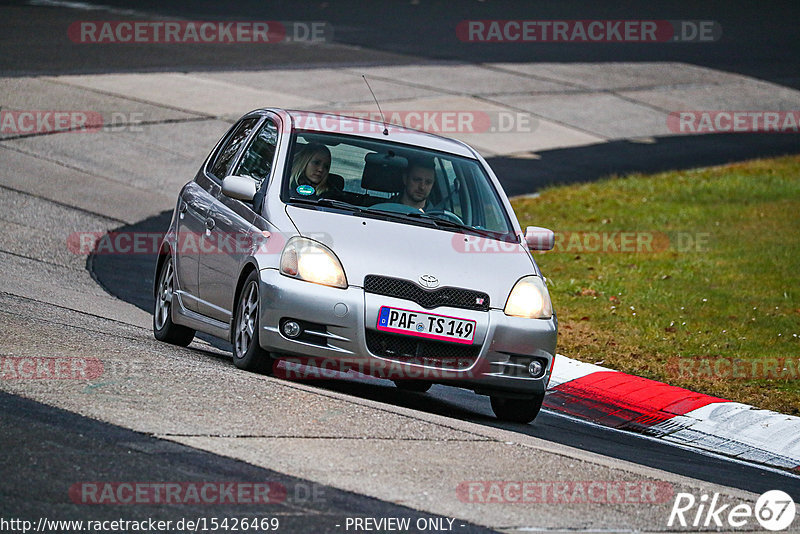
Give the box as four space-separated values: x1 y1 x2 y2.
232 271 273 374
490 394 544 424
393 380 432 393
153 256 195 347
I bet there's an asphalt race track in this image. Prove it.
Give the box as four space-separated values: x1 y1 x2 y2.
0 391 495 533
2 1 800 532
91 212 800 499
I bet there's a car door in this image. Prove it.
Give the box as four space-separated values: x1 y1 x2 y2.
197 116 280 324
174 180 214 312
177 116 260 315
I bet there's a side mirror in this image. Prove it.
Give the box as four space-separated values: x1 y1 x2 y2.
222 175 257 202
525 226 554 251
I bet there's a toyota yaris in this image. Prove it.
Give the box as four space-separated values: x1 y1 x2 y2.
153 109 557 423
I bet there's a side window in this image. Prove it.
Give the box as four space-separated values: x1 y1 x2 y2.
461 162 506 231
236 119 279 185
209 117 260 179
436 159 465 219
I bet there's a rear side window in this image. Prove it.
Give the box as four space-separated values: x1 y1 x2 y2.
209 117 260 179
236 119 279 185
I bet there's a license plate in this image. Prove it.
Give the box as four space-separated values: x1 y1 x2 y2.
376 306 475 344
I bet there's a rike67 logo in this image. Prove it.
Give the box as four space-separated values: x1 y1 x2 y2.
668 490 795 531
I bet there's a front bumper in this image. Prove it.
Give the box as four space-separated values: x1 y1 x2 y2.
258 268 557 397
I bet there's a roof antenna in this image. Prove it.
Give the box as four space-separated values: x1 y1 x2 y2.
362 75 389 135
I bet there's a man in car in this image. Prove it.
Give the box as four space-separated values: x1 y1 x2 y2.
394 156 436 211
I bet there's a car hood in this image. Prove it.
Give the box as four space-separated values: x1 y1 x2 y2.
286 206 538 308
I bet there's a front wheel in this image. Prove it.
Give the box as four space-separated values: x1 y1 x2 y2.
153 256 195 346
490 394 544 423
232 271 273 374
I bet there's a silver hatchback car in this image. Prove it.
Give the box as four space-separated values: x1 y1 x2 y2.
154 109 557 423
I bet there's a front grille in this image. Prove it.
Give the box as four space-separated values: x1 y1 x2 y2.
363 275 489 311
365 330 480 370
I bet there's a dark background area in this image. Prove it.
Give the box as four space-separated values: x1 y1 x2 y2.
1 1 798 90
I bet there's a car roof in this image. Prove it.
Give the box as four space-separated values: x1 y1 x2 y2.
261 109 478 159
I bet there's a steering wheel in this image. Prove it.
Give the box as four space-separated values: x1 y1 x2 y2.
425 209 464 225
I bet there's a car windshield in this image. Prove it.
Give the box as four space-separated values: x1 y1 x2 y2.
283 131 515 238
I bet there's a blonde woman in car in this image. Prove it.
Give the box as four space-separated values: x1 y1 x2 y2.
290 143 334 196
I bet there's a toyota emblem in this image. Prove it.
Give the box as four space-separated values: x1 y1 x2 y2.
419 274 439 288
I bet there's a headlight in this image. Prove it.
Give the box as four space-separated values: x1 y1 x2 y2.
280 236 347 288
504 275 553 319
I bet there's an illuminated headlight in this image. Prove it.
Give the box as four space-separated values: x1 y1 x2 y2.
504 275 553 319
280 236 347 289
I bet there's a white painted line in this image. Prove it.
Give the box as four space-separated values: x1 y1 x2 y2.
542 408 800 481
548 354 615 388
652 403 800 467
549 354 800 471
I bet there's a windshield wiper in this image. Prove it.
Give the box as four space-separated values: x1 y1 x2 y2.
288 197 366 214
404 211 499 238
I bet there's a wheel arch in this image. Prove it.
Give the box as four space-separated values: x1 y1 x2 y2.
231 261 260 338
153 242 172 298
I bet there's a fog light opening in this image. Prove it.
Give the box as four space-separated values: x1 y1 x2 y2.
528 359 545 378
282 320 302 339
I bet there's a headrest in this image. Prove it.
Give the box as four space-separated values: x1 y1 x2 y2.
360 152 408 193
